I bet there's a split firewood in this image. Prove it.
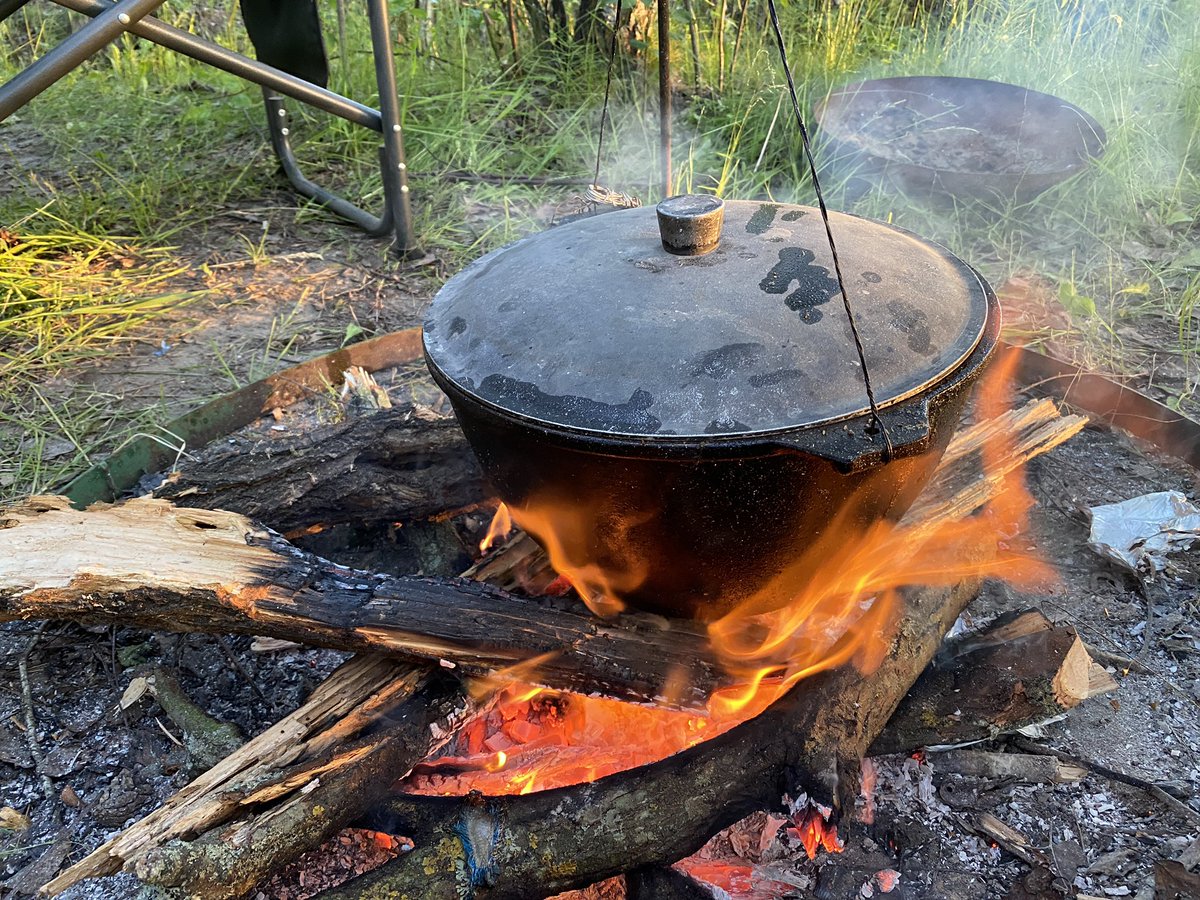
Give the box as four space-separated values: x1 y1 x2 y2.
154 401 488 534
41 657 467 898
129 672 467 900
869 609 1117 754
0 495 720 708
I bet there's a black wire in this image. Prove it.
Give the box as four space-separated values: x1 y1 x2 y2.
593 0 625 188
764 0 893 459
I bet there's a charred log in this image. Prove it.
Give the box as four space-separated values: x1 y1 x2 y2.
870 609 1117 754
0 496 719 707
154 403 489 534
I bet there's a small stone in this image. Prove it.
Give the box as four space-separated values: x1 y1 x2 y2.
1087 848 1137 877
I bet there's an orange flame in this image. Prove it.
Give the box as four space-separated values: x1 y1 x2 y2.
502 497 645 617
405 352 1062 815
479 503 514 553
789 805 843 860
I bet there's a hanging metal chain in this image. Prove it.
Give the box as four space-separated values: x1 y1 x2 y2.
764 0 893 459
590 0 642 209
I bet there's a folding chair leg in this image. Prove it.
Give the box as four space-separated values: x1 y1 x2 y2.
260 0 416 255
263 89 392 234
0 0 165 121
366 0 416 256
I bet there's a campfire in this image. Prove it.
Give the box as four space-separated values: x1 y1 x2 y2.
0 341 1101 899
402 343 1058 807
1 199 1130 899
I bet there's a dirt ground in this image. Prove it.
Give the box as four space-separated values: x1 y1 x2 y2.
3 119 1200 898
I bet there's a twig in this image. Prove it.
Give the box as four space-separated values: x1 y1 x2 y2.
17 623 55 804
214 635 270 708
1010 737 1200 825
1083 644 1151 676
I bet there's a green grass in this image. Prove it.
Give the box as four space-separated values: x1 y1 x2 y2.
2 0 1199 500
0 214 203 376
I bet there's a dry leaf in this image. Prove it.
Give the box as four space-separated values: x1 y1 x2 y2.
251 637 303 652
119 676 150 710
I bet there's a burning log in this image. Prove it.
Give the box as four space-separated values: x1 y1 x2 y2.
13 398 1087 898
307 402 1087 899
0 398 1081 711
154 402 488 533
0 496 719 707
322 575 989 900
42 656 467 898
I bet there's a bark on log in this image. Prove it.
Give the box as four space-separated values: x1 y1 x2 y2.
131 672 468 900
869 609 1117 754
42 656 460 897
0 496 719 708
154 403 488 534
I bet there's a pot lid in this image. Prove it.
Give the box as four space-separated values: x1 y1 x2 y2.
423 199 990 438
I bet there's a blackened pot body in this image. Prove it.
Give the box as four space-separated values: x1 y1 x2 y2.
428 281 997 621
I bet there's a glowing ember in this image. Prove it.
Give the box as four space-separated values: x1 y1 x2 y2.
404 354 1060 850
787 802 843 860
874 868 901 893
479 502 514 553
859 757 878 825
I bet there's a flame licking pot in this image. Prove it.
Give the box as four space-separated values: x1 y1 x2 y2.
423 198 1000 621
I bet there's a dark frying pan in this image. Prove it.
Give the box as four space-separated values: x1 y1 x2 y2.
814 76 1106 202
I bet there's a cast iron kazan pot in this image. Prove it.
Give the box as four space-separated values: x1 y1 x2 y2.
423 197 1000 621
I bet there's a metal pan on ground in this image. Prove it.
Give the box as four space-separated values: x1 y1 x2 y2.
813 76 1106 203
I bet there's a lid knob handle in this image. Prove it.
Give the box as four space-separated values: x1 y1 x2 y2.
656 194 725 256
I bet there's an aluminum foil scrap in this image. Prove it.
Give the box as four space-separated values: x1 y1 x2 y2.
1086 491 1200 575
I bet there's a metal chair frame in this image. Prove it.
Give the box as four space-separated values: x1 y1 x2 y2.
0 0 416 253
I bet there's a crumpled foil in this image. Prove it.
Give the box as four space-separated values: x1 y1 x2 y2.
1087 490 1200 575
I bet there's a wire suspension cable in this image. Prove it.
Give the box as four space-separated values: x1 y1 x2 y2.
764 0 893 459
593 0 625 189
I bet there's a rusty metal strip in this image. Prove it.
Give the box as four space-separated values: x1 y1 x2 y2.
1000 341 1200 470
61 333 1198 509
